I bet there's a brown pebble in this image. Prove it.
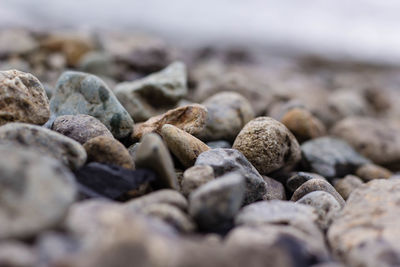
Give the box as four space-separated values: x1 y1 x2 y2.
356 163 392 182
333 175 364 200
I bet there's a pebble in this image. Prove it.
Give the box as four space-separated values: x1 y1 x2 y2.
0 144 76 239
301 136 369 179
52 114 113 144
132 104 207 141
125 189 188 211
196 91 254 142
189 172 245 231
0 241 37 267
0 122 87 170
49 71 133 139
182 165 215 196
206 140 231 149
0 29 38 56
161 124 210 168
83 136 134 169
78 51 115 77
333 175 364 200
262 176 286 200
356 163 392 182
286 172 326 194
114 61 187 121
195 148 266 204
0 70 50 126
232 117 301 175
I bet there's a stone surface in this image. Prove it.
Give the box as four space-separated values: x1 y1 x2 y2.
0 122 86 169
328 179 400 267
333 175 364 200
301 136 369 179
83 136 134 169
196 91 254 142
135 133 178 189
262 176 286 200
0 69 50 126
125 189 188 211
52 114 113 144
356 163 392 182
286 172 326 194
0 241 37 267
182 165 215 196
0 144 76 239
161 124 210 168
132 104 207 141
114 62 187 121
189 172 245 231
232 117 301 175
195 148 266 204
49 71 133 138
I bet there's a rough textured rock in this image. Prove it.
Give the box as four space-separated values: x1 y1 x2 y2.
196 91 254 142
182 165 215 196
262 176 286 200
83 136 134 169
49 71 133 138
114 62 187 121
0 144 76 239
125 189 188 211
0 69 50 126
135 133 178 189
232 117 301 175
333 175 364 200
286 172 326 194
52 114 113 144
195 148 266 204
189 172 245 231
301 136 369 179
328 179 400 267
356 163 392 182
132 104 207 141
0 122 86 169
161 124 210 168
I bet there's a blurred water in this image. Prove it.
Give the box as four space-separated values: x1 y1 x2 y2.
2 0 400 64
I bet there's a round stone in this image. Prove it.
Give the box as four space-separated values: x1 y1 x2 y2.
182 165 215 196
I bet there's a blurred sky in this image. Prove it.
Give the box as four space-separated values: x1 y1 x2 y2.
2 0 400 64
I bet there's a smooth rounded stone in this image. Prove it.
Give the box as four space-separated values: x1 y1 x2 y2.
189 172 245 231
262 176 286 200
0 122 86 169
332 117 400 167
333 175 364 201
286 172 326 194
195 148 266 204
296 191 341 230
114 61 187 122
83 136 134 169
135 133 178 189
328 179 400 267
0 29 38 56
206 140 231 149
161 124 210 168
74 162 156 200
182 165 215 196
291 179 345 208
0 69 50 126
0 241 37 267
49 71 133 139
78 51 115 77
232 117 301 175
0 145 76 239
356 163 392 182
52 114 113 144
301 136 370 179
196 91 254 142
280 107 326 143
132 104 207 141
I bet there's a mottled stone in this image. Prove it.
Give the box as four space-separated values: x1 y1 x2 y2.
83 136 134 169
0 122 86 169
262 176 286 200
52 114 113 144
0 70 50 126
49 71 133 138
356 163 392 182
195 148 266 204
233 117 301 175
125 189 188 211
0 241 37 267
286 172 326 194
333 175 364 200
182 165 215 196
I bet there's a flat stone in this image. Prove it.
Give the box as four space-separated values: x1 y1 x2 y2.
333 175 364 200
195 148 266 204
182 165 215 196
356 163 392 182
232 117 301 175
262 176 286 200
49 71 133 138
125 189 188 211
0 122 86 170
286 172 326 194
0 70 50 126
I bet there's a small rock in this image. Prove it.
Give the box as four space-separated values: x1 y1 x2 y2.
83 136 134 169
301 136 369 179
182 165 215 196
0 29 38 56
286 172 326 194
161 124 210 168
333 175 363 200
78 51 115 77
0 241 37 267
232 117 301 175
125 189 188 211
195 148 266 204
189 172 245 231
52 114 113 144
356 163 392 182
0 122 86 169
0 70 50 126
132 104 207 140
262 176 286 200
206 140 231 149
49 71 133 139
114 62 187 121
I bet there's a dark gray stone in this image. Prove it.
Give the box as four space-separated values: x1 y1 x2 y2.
286 172 326 193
